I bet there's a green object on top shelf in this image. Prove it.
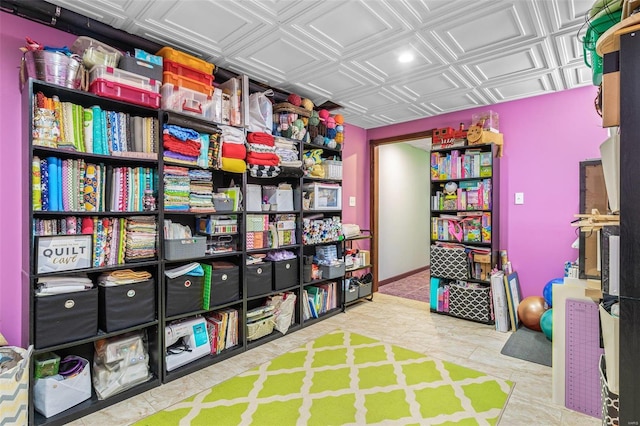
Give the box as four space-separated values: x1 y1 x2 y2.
582 9 622 86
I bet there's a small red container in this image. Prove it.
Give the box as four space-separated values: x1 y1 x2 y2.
89 79 161 109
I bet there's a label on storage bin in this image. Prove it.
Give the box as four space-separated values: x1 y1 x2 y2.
127 289 136 298
257 268 263 274
286 264 291 269
64 300 75 309
222 274 228 281
184 280 192 288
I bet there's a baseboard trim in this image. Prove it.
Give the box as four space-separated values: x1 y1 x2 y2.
378 265 430 287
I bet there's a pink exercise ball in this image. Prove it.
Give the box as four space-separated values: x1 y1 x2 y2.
517 296 547 331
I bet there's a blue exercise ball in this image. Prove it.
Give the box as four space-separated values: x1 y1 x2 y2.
540 309 553 341
543 278 564 307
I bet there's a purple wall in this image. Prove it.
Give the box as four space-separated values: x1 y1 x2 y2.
365 88 608 298
0 12 76 346
340 124 369 229
0 11 608 346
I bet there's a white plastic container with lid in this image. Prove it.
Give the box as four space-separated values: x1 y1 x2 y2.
71 36 123 68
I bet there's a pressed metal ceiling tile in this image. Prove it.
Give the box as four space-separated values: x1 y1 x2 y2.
43 0 595 129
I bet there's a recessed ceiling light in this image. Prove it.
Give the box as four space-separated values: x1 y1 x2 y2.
398 52 414 63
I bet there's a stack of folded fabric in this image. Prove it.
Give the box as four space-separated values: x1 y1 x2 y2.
125 216 157 262
219 126 247 173
188 169 215 213
246 132 281 178
163 124 202 167
36 276 94 296
163 166 190 211
274 136 303 178
98 269 152 285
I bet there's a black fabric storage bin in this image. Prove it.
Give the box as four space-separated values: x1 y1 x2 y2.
99 279 155 332
273 258 299 290
165 275 204 317
246 263 272 297
34 288 98 349
209 266 240 307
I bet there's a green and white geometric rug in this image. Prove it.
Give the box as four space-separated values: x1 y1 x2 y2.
135 330 513 425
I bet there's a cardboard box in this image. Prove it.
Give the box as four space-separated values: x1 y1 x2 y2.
473 253 491 263
602 51 619 128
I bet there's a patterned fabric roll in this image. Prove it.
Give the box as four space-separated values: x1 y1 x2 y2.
33 156 42 211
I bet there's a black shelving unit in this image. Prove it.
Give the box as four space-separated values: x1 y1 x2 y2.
429 142 500 324
21 77 350 424
344 231 373 307
23 79 163 425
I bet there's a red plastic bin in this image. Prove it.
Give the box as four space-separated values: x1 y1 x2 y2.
163 59 213 86
89 79 161 109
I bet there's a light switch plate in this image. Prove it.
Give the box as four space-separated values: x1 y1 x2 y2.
349 196 356 207
515 192 524 205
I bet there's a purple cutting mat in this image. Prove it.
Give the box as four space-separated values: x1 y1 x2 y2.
565 298 604 418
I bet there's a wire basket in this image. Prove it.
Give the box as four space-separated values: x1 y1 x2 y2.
247 316 275 341
581 8 622 86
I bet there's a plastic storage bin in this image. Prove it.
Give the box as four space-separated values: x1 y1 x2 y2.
345 283 359 303
89 79 161 109
163 71 213 96
118 55 163 81
164 236 206 260
71 36 122 68
323 160 343 180
156 47 215 75
246 263 272 297
163 58 214 86
358 281 372 298
98 279 155 332
303 183 342 210
34 288 98 349
89 65 161 93
161 83 215 120
320 262 346 279
165 274 204 317
273 258 299 290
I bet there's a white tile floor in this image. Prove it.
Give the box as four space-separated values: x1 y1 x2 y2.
69 293 600 425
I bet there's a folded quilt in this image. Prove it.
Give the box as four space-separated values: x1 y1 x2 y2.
246 152 280 166
163 134 201 157
247 132 275 146
278 166 304 178
247 143 276 154
249 165 281 178
222 142 247 159
163 124 199 141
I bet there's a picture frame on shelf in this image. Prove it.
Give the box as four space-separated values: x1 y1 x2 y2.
36 235 93 274
504 271 523 330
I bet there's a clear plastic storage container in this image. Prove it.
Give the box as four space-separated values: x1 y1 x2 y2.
71 36 122 68
161 83 217 120
89 65 161 93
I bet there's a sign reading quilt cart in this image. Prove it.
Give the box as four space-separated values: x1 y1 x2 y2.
36 235 92 273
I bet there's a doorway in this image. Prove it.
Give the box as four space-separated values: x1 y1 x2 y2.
370 130 434 297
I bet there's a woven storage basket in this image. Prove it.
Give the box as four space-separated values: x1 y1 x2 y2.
273 102 311 118
247 317 275 341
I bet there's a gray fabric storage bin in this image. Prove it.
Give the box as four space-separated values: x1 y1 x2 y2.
246 263 272 297
34 288 98 349
99 279 155 332
345 284 358 303
165 274 203 317
358 282 372 298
